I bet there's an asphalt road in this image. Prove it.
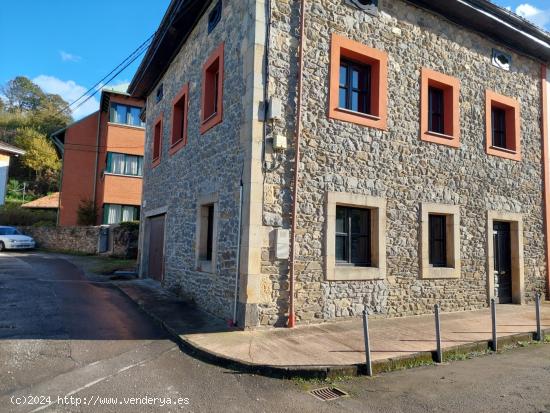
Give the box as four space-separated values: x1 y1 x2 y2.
1 251 550 413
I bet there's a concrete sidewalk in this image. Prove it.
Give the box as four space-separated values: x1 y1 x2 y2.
116 279 550 377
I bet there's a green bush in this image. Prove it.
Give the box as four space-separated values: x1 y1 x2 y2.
76 199 97 226
118 220 139 231
0 204 56 226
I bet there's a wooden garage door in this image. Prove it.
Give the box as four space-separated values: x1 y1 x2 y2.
148 214 165 281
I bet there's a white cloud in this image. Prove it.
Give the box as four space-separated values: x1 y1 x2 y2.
59 50 82 63
514 3 550 29
33 75 99 120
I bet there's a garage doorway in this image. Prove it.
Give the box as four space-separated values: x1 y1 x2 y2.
147 214 165 282
487 212 524 305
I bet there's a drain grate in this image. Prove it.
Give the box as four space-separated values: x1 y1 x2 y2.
309 387 347 401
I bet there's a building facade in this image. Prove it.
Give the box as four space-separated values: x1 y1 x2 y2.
53 88 145 226
130 0 550 328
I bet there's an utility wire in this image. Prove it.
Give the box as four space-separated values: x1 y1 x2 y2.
55 32 156 117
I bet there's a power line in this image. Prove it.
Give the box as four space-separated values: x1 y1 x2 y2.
56 32 156 117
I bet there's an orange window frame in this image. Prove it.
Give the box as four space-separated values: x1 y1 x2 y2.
169 83 189 155
152 114 163 167
485 90 521 161
200 43 224 134
328 34 388 130
420 68 460 148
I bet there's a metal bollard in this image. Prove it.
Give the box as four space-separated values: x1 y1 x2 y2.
536 292 542 341
434 304 442 363
491 298 497 351
362 310 372 376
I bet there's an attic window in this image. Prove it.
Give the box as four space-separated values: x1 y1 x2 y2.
156 84 164 103
208 1 222 33
344 0 379 15
492 49 511 71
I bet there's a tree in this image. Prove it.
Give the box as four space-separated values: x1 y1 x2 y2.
14 127 61 180
1 76 45 113
77 199 97 226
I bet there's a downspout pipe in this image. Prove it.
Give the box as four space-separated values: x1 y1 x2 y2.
232 170 244 325
92 104 102 224
288 0 307 328
541 65 550 300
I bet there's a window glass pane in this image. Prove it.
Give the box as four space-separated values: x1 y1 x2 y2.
351 92 359 112
137 157 143 176
335 235 346 261
124 155 138 176
352 69 359 89
351 235 369 264
111 153 125 174
116 104 128 124
122 206 135 222
129 107 142 126
339 65 347 87
336 207 346 233
350 208 369 235
429 214 447 267
105 205 122 224
339 88 347 109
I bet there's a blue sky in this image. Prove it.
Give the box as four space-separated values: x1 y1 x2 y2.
0 1 548 119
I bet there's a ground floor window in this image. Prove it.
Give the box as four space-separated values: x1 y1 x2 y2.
335 206 371 266
103 204 139 224
195 193 219 273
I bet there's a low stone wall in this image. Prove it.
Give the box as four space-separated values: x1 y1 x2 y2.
17 225 139 258
18 226 100 254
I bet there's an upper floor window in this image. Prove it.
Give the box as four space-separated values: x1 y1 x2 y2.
110 103 144 127
106 152 143 177
485 90 520 161
339 59 371 114
200 43 224 134
170 83 189 155
491 107 507 149
329 34 388 130
420 68 460 148
152 115 163 167
428 87 444 134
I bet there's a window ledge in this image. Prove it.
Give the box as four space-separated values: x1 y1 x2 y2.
107 122 145 131
104 172 143 179
425 131 455 140
327 265 385 281
335 107 381 121
421 266 460 279
169 139 186 155
152 157 161 168
489 145 517 155
197 260 214 274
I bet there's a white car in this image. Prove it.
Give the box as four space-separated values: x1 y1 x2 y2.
0 226 36 251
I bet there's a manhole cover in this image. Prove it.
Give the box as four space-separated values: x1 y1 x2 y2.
309 387 347 401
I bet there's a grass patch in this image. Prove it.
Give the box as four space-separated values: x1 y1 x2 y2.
88 257 136 275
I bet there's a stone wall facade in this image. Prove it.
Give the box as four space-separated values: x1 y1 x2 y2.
136 0 548 328
138 0 257 321
257 0 547 326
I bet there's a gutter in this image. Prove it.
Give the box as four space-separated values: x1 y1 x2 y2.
288 0 307 328
92 106 102 223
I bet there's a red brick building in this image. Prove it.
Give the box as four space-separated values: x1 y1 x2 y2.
52 87 145 226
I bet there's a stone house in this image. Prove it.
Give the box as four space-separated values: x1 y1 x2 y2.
129 0 550 329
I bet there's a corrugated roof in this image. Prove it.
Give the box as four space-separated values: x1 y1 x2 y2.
0 141 25 156
21 192 59 209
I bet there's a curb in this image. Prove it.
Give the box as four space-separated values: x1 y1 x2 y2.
115 284 549 379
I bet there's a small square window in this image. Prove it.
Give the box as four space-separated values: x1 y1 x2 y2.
329 34 388 130
156 84 163 103
169 83 189 155
420 68 460 147
421 203 460 279
152 115 163 167
200 43 224 134
485 90 520 161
